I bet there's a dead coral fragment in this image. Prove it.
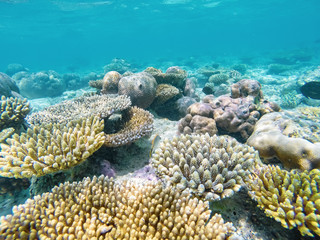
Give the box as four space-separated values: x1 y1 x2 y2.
247 165 320 237
151 133 260 200
26 94 131 125
0 96 30 131
0 176 235 239
105 106 153 147
0 116 105 178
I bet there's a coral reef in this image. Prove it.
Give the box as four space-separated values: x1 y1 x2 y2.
101 71 122 94
247 164 320 237
208 73 229 86
0 116 105 178
247 112 320 170
0 176 235 239
103 58 133 74
0 96 30 131
231 79 263 100
118 72 157 109
183 77 198 99
144 66 187 89
5 64 28 77
267 64 293 75
178 102 218 135
152 84 180 106
105 106 153 147
0 73 21 97
62 73 86 90
13 70 66 99
26 94 131 125
151 133 260 200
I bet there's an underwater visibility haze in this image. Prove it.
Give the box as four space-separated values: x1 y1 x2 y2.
1 0 320 240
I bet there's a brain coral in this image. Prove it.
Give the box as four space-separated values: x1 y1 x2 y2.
0 116 105 178
26 94 131 125
151 133 260 200
118 72 157 109
0 96 30 131
104 106 154 147
0 176 235 239
247 164 320 237
101 71 122 94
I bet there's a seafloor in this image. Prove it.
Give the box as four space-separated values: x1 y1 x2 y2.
0 51 320 239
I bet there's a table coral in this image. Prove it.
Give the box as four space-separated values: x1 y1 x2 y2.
151 133 260 201
26 94 131 125
0 176 235 239
246 164 320 237
105 106 153 147
0 116 105 178
0 96 30 131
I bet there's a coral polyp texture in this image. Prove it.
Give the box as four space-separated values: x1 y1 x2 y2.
0 176 235 239
247 164 320 237
26 94 131 125
151 133 260 200
104 106 153 147
0 96 30 131
247 112 320 170
0 116 105 178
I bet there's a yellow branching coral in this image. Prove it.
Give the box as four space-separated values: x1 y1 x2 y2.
247 164 320 237
0 176 235 239
151 133 261 200
0 96 30 130
0 127 15 143
26 94 131 125
105 106 154 147
0 116 105 178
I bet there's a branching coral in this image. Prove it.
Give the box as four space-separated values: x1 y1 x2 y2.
0 116 105 178
247 164 320 237
26 94 131 125
105 107 153 147
0 96 30 131
0 176 235 239
151 133 260 200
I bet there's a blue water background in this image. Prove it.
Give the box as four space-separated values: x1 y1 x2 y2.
0 0 319 72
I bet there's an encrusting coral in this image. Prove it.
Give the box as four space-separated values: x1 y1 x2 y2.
104 106 153 147
0 116 105 178
0 96 30 131
246 164 320 237
26 94 131 125
0 176 235 239
151 133 260 200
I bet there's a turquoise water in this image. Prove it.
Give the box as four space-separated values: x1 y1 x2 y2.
1 0 320 72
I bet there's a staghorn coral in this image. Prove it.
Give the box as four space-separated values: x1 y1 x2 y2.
151 133 260 201
0 96 30 131
0 116 105 178
26 94 131 125
0 176 235 239
105 106 153 147
247 164 320 237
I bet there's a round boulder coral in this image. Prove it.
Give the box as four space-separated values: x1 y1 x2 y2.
118 72 157 109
